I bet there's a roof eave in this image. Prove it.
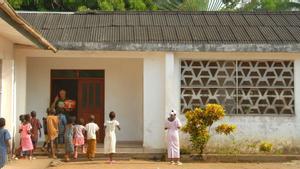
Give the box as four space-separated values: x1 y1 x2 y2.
51 42 300 53
0 0 57 52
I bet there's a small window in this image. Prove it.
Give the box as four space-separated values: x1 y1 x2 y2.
79 70 105 78
51 70 77 78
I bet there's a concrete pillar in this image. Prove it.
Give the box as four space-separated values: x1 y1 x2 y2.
1 59 15 135
143 56 165 149
164 52 176 116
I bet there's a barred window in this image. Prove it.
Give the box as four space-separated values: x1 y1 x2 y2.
181 60 294 115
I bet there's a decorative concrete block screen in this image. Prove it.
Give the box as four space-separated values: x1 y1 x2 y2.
181 60 294 115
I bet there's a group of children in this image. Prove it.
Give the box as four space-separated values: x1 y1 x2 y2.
0 108 121 166
0 108 183 168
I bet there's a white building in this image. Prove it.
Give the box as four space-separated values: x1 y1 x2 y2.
1 1 300 153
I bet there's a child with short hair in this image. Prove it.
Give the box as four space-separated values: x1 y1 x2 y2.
41 108 50 152
47 108 59 159
85 115 99 161
64 116 75 162
30 111 42 151
0 118 11 169
73 118 85 159
104 111 120 164
19 114 34 160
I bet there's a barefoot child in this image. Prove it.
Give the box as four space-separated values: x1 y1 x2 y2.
19 114 34 160
47 108 59 158
165 110 182 165
73 118 85 159
104 111 120 164
0 118 11 169
30 111 42 151
64 116 75 162
85 115 99 161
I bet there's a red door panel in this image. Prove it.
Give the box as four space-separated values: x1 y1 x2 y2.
78 79 104 142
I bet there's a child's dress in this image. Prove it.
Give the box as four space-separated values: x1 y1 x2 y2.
64 125 74 153
0 128 11 168
165 118 182 159
20 123 33 151
73 124 85 146
104 120 119 154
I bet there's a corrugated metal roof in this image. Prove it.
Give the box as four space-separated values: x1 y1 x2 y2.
18 11 300 49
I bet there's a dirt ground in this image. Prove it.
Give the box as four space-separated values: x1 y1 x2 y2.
3 158 300 169
52 160 300 169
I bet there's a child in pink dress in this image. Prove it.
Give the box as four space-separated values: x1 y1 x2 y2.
19 114 34 160
73 118 85 159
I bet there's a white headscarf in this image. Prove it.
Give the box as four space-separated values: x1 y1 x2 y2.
169 109 176 116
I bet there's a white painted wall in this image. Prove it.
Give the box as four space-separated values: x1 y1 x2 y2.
143 56 166 149
26 57 143 142
174 52 300 153
0 35 15 135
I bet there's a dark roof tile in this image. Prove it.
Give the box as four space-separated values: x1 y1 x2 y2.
18 12 300 45
140 14 153 25
203 26 221 43
162 26 177 41
244 26 266 42
243 14 262 26
217 14 234 26
178 14 194 26
191 15 207 25
134 26 148 42
230 14 248 26
259 27 281 42
256 15 276 26
126 14 140 26
205 14 220 26
189 26 207 42
148 26 163 42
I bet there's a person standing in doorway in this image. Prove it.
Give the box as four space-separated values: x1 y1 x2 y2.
165 110 182 165
104 111 120 164
85 115 99 161
51 89 67 110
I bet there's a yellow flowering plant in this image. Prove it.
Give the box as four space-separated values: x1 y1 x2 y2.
259 142 273 152
182 104 236 154
215 124 237 135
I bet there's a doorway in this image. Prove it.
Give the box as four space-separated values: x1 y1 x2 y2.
51 70 105 142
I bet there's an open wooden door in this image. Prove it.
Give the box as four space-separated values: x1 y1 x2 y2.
78 79 105 142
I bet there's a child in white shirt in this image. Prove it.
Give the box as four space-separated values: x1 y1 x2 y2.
85 115 99 161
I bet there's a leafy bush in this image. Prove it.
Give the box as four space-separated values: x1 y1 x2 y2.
182 104 235 154
128 0 147 11
8 0 23 9
215 124 237 135
98 0 114 11
259 142 273 152
77 5 90 12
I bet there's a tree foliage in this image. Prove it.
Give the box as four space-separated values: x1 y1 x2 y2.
223 0 299 11
7 0 299 11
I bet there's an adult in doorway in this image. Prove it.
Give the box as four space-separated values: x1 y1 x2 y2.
51 89 67 110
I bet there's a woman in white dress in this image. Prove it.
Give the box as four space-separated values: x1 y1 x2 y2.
165 110 182 165
104 111 120 164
